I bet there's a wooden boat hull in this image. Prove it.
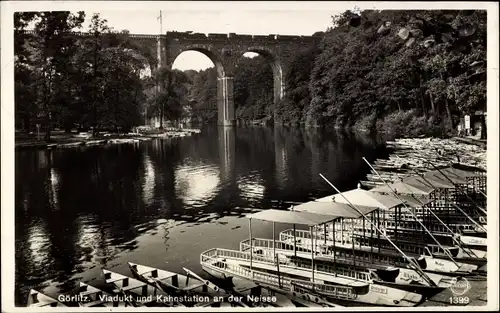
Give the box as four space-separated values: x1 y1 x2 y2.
102 269 182 307
374 280 445 298
26 289 66 307
128 263 253 308
78 282 140 307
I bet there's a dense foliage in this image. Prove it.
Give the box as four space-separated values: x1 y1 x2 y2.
14 12 188 139
15 10 487 139
187 10 487 139
306 10 487 138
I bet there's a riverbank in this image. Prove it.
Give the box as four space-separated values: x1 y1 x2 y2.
360 137 487 188
15 128 201 150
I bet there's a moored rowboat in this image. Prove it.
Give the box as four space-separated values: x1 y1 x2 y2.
102 269 184 307
78 282 141 307
128 262 248 307
27 289 66 307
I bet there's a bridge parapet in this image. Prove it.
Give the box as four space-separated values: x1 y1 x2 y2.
165 31 320 44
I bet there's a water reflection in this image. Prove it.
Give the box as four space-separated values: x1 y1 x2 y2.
142 155 155 206
14 126 388 305
175 164 220 207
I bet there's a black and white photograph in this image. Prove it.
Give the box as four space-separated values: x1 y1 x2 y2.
1 1 498 311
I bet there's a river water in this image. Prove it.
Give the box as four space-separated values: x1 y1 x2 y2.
14 126 389 306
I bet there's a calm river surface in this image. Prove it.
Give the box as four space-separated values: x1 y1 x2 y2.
15 126 389 305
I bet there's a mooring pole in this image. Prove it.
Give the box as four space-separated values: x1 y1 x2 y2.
273 221 276 264
249 218 253 279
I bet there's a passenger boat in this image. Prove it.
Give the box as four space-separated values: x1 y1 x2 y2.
231 277 341 307
311 188 483 272
78 282 140 307
240 237 452 298
128 262 247 307
353 232 486 267
280 229 478 276
200 209 423 307
102 269 185 307
26 289 66 307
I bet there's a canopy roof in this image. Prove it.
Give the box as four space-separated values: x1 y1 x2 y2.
451 163 486 173
371 178 435 196
396 194 433 207
315 188 403 210
290 201 378 219
442 167 481 179
246 209 337 226
422 171 466 186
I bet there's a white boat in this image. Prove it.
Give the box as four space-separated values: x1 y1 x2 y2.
201 209 423 307
78 282 141 307
102 269 184 307
280 229 478 276
26 289 66 307
231 276 343 307
300 191 482 273
240 237 453 298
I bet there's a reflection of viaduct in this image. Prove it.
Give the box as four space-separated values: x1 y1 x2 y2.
20 30 321 126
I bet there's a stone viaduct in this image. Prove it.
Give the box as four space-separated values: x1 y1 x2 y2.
20 30 322 126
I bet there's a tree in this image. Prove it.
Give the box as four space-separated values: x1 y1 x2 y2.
307 9 486 137
146 67 190 128
15 11 85 140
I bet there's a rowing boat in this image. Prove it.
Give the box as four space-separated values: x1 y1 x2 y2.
78 282 141 307
128 262 247 307
102 269 184 307
26 289 66 307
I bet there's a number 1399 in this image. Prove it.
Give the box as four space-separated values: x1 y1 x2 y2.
449 296 470 305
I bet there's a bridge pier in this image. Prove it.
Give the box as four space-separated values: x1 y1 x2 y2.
217 76 236 127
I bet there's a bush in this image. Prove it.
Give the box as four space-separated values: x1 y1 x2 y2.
353 112 377 133
376 109 435 138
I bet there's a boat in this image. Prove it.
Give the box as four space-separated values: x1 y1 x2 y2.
127 262 247 307
240 237 452 298
78 282 140 307
231 276 343 307
201 209 423 307
26 289 66 307
102 269 184 307
353 232 486 268
280 228 478 276
311 188 483 272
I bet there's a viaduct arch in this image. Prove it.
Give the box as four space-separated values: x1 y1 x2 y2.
162 31 321 126
19 30 322 126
